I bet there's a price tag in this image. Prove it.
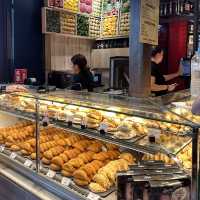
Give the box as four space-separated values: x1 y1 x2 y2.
42 116 49 126
66 113 74 123
0 146 5 152
24 159 33 168
148 128 161 141
55 112 59 120
99 122 108 132
46 169 56 178
61 177 71 187
81 117 87 126
10 152 17 160
87 192 100 200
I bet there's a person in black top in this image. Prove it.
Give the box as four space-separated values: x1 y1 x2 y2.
71 54 94 92
151 47 180 96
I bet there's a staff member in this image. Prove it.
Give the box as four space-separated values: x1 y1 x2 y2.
71 54 94 92
151 47 180 96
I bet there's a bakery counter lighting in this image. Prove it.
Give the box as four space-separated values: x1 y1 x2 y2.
0 121 137 196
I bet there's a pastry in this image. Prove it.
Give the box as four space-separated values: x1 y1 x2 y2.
74 179 89 186
93 173 111 189
87 110 102 121
72 140 92 152
42 157 51 165
10 144 20 151
105 143 119 150
120 153 135 164
61 170 72 177
50 163 61 171
64 148 81 159
73 169 90 182
87 142 103 153
89 182 107 193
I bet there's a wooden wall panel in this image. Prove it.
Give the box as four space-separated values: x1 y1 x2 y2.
46 35 129 72
48 35 94 71
91 48 129 69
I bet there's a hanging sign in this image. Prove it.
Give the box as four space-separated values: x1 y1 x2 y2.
140 0 160 45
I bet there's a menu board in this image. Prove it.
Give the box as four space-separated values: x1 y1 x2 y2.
139 0 159 45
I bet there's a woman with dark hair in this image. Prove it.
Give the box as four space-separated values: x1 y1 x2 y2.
71 54 94 92
151 46 180 96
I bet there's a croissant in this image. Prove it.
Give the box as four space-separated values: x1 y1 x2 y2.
93 173 112 189
62 163 76 173
89 182 107 193
65 135 84 146
10 144 20 151
42 157 51 165
50 163 61 171
64 148 81 159
120 153 135 164
93 151 120 161
74 179 90 186
61 170 72 177
105 143 119 150
51 154 68 167
72 140 92 151
78 151 94 163
73 169 90 182
87 142 103 153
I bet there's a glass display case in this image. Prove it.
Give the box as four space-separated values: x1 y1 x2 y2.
0 90 197 200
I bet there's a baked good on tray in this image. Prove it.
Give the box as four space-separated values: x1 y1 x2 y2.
89 153 135 193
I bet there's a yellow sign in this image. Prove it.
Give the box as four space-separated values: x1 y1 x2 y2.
140 0 160 45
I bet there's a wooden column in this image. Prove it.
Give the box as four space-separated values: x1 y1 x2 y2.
129 0 152 97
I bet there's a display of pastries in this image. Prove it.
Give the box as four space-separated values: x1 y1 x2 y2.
142 153 175 165
0 92 193 195
89 152 135 193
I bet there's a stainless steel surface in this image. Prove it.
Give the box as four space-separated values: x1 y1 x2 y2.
35 99 40 173
0 153 90 200
191 127 199 200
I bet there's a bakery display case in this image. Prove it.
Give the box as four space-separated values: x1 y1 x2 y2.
0 90 197 200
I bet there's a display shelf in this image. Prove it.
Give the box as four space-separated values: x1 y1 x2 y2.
44 31 96 40
42 0 130 40
0 106 36 122
95 35 129 40
0 91 195 199
45 6 101 19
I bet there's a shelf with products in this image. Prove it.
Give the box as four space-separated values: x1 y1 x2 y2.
0 90 196 199
42 0 130 40
46 0 102 17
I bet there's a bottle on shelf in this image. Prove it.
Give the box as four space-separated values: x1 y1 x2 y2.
191 48 200 97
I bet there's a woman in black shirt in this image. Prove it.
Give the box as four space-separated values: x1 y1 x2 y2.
71 54 94 92
151 47 180 96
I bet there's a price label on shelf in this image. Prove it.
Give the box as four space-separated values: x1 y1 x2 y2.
46 170 56 178
87 192 100 200
0 146 5 152
99 122 108 132
66 113 74 123
10 152 17 160
61 177 71 187
148 128 161 141
24 159 33 168
81 117 87 127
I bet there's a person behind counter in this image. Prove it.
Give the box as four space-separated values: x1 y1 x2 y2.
151 47 181 96
71 54 94 92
